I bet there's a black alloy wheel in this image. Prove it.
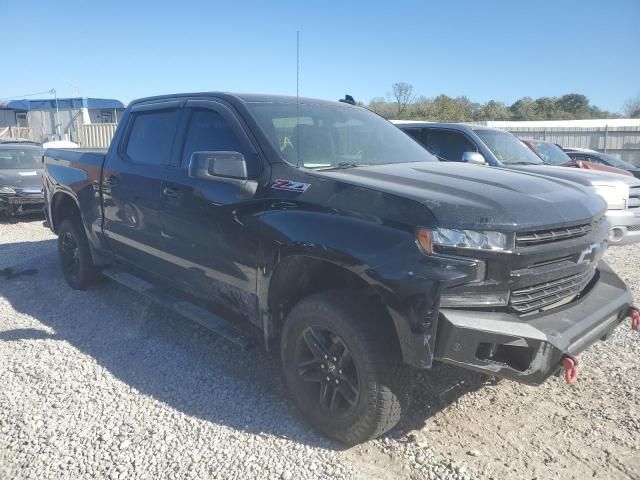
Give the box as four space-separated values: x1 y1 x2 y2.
281 290 410 444
57 218 99 290
60 231 81 282
295 326 360 415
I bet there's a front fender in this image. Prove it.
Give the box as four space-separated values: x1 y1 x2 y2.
258 207 483 368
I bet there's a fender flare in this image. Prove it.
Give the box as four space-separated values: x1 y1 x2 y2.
260 247 427 366
49 188 82 233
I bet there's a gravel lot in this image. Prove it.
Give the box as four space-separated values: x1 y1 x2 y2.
1 217 638 480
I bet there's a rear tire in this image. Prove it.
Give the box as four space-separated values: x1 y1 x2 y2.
281 290 410 445
58 218 99 290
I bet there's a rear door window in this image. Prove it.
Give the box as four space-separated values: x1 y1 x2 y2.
125 109 181 166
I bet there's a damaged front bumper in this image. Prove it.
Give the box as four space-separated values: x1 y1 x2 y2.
433 261 633 385
0 193 44 216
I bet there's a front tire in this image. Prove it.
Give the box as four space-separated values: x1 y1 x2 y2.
58 218 99 290
281 291 409 445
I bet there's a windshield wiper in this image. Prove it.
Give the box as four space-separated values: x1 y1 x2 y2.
316 162 363 171
507 161 540 165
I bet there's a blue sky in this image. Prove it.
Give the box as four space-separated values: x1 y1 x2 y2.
2 0 639 112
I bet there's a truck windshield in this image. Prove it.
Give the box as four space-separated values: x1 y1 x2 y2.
246 102 436 169
475 130 544 165
528 142 571 166
0 148 42 169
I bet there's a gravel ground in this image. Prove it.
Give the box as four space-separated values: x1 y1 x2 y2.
1 217 638 479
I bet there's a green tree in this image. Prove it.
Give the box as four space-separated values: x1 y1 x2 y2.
624 95 640 118
533 97 559 119
368 96 395 118
432 94 462 121
412 96 434 119
478 100 511 121
454 96 481 121
366 89 617 122
557 93 590 117
509 97 536 120
390 82 415 118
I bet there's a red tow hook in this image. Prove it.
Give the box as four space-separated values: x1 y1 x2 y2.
629 307 640 331
562 356 578 384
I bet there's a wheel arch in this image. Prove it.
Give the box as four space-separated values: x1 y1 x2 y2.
50 190 81 234
266 254 403 352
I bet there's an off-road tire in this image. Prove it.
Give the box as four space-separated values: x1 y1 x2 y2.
58 218 100 290
281 290 410 445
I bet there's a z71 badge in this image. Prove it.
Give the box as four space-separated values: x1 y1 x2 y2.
271 179 311 193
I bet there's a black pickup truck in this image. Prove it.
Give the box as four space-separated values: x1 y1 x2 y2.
43 92 637 444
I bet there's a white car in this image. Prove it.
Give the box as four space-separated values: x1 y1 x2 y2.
42 140 79 149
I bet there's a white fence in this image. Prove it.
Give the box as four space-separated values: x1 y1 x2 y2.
504 126 640 164
0 126 34 140
76 123 118 149
480 120 640 165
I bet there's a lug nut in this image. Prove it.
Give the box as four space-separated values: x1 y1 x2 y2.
338 369 342 375
326 376 330 381
335 379 339 384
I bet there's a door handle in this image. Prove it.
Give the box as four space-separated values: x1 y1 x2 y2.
162 186 181 198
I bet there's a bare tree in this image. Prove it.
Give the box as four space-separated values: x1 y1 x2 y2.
391 82 414 118
624 95 640 118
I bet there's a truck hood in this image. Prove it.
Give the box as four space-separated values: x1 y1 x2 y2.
506 164 640 187
0 168 44 190
320 162 605 231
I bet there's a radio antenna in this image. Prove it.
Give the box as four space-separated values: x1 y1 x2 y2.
296 30 300 168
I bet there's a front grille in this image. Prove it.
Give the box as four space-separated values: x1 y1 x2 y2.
515 218 603 247
510 268 596 314
628 225 640 232
629 186 640 210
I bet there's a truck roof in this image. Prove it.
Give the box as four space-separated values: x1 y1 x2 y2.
130 92 350 108
391 121 505 133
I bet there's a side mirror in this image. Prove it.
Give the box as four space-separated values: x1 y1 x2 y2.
188 151 248 180
461 151 486 165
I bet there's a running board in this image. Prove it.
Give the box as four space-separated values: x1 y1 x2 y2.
102 268 250 349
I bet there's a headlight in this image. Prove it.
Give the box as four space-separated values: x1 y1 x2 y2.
418 227 514 252
0 186 16 194
440 291 510 308
592 184 628 210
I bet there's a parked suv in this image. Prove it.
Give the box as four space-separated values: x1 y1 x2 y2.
564 147 640 179
43 94 636 444
396 122 640 246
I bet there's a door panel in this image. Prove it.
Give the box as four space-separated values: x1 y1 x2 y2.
102 106 181 275
160 101 264 322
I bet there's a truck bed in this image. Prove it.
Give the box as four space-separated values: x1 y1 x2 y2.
44 148 107 167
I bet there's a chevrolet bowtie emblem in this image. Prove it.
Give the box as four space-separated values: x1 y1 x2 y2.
577 242 600 265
